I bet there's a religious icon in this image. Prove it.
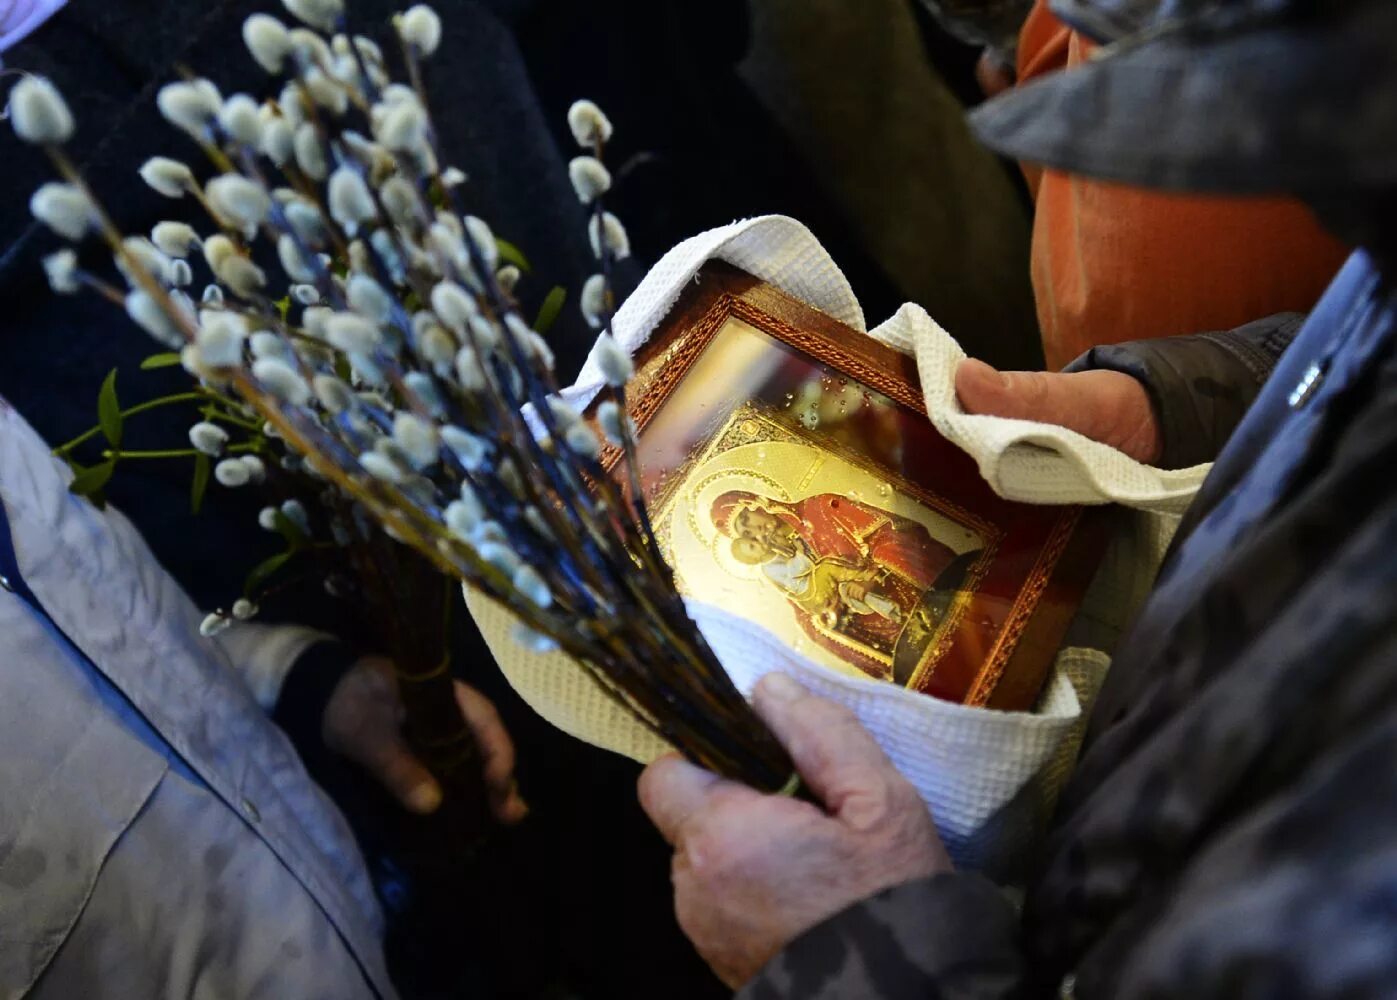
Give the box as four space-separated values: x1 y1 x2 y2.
708 484 982 685
592 263 1108 710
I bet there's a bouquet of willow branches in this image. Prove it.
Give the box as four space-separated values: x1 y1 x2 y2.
8 0 795 801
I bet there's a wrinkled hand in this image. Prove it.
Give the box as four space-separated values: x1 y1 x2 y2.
638 673 951 988
956 358 1164 464
322 655 527 823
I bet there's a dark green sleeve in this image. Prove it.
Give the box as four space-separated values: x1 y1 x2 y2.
738 873 1025 999
1065 313 1305 469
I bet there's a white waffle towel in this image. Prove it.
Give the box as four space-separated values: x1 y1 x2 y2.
466 216 1210 876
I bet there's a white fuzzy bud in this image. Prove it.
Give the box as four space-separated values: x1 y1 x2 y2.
597 399 635 446
29 182 93 241
43 250 80 294
206 174 271 233
580 273 608 328
188 422 229 455
327 166 375 234
587 211 630 260
441 426 488 471
398 4 442 55
196 312 249 367
252 356 311 404
380 176 419 227
477 542 521 579
139 157 194 199
417 322 456 368
430 281 477 331
258 506 280 531
202 284 224 305
359 450 403 483
218 94 263 147
563 421 601 459
116 237 172 285
293 123 328 179
463 216 498 271
469 314 501 352
495 265 521 295
280 499 310 533
292 283 321 305
277 234 318 283
347 273 392 322
526 330 555 371
125 291 184 348
151 221 199 258
392 412 438 468
374 100 426 153
200 612 233 637
250 331 285 358
567 99 613 148
169 260 193 287
512 564 553 608
567 156 611 203
240 454 267 483
590 333 633 387
284 199 326 245
243 14 292 73
232 598 259 620
215 255 268 298
202 234 237 272
157 79 222 137
312 373 355 413
511 622 558 653
301 305 333 340
281 0 343 33
261 115 294 166
403 372 445 417
9 75 75 145
302 68 348 116
444 499 479 542
288 27 333 66
215 457 251 487
324 312 381 355
369 231 405 284
546 396 581 427
348 351 386 387
454 346 486 392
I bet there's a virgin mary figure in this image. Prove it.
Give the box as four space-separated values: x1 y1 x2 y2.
710 490 978 682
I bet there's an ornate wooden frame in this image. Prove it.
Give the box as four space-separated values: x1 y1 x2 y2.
594 262 1107 711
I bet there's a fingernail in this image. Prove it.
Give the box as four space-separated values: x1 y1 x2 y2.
758 672 802 703
408 781 442 814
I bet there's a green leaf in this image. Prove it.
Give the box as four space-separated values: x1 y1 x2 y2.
191 452 211 514
273 510 309 550
534 285 567 335
496 238 532 274
244 551 293 598
140 352 182 370
274 296 291 322
97 369 122 449
69 459 116 498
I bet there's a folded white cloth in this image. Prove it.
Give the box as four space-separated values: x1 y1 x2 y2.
467 216 1211 875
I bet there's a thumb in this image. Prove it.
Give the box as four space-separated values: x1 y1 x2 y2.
955 358 1162 463
354 732 443 815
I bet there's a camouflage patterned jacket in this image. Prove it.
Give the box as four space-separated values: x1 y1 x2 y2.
741 241 1397 1000
743 0 1397 989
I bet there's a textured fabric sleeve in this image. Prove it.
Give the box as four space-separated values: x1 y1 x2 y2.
1065 312 1305 469
738 873 1025 999
209 622 335 711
